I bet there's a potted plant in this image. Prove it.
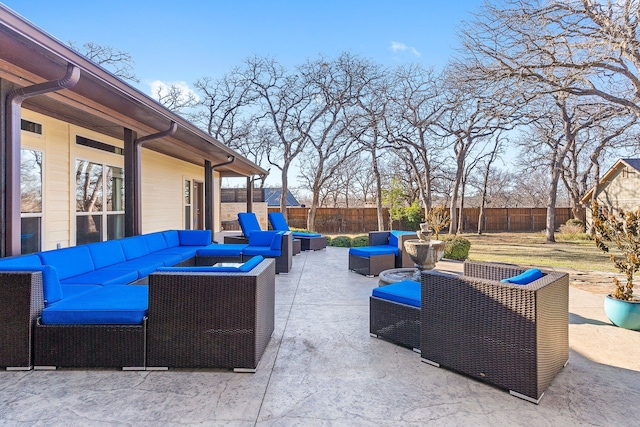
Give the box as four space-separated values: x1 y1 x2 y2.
592 201 640 330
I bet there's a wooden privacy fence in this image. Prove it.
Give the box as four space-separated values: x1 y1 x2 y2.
267 207 586 234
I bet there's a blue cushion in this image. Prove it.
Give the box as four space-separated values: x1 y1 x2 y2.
372 280 421 308
37 246 95 280
86 240 126 269
144 232 168 253
60 269 139 286
0 265 62 306
248 230 279 247
196 244 247 257
178 230 212 246
292 231 322 238
270 232 284 251
238 212 262 236
101 258 164 279
120 236 150 260
41 285 148 325
157 255 265 273
389 230 414 247
500 268 543 285
61 284 103 299
0 254 42 267
162 230 180 247
349 246 399 258
268 212 290 231
153 246 199 261
242 247 281 257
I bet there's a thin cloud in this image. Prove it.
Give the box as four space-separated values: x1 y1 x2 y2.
390 41 421 57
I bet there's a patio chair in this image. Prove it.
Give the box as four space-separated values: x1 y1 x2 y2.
370 280 420 351
234 212 301 255
420 261 569 404
349 231 415 276
268 212 327 251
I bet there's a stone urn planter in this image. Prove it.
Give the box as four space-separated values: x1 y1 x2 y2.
604 295 640 331
403 223 445 280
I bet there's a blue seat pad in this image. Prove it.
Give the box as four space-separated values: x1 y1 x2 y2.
154 246 200 260
134 253 184 267
372 280 421 308
293 232 322 238
242 247 281 257
61 284 103 299
41 285 148 325
100 258 164 279
197 244 247 257
60 269 138 286
349 246 399 258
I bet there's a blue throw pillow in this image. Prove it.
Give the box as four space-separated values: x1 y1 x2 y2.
500 268 543 285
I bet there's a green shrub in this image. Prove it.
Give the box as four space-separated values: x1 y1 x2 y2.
325 236 332 245
330 236 352 247
351 235 369 247
444 237 471 261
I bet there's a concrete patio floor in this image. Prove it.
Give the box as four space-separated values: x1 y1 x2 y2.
1 245 639 426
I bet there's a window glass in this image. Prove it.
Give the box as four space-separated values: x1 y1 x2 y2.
76 215 102 245
21 149 42 213
107 166 124 211
76 160 103 213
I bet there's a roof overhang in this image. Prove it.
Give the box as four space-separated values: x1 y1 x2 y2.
0 5 267 178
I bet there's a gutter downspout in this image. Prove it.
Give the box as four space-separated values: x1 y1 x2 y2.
206 156 236 233
130 122 178 235
4 64 80 256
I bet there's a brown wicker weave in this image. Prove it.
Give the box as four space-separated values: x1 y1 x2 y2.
0 272 43 369
146 258 276 371
34 319 146 369
370 296 420 351
297 235 327 251
349 252 395 277
420 261 569 404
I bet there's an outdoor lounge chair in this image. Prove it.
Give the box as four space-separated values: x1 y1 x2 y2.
370 280 420 351
268 212 327 251
419 261 569 404
233 212 301 255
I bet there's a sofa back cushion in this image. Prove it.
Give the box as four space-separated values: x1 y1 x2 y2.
144 232 168 252
268 212 290 231
120 236 150 260
0 254 42 267
238 212 261 236
178 230 212 246
87 240 126 269
38 246 95 280
248 230 279 247
162 230 180 247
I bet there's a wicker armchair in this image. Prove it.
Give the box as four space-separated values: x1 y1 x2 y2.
420 261 569 404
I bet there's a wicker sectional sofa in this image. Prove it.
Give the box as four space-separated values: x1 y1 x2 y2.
0 230 276 372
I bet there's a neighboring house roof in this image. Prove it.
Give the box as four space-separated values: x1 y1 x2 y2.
0 5 268 178
581 158 640 204
264 188 301 207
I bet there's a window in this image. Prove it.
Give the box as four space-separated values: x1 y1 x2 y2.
76 160 125 244
21 149 43 254
184 179 192 230
21 119 42 135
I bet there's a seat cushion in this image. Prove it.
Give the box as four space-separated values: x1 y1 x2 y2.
60 269 139 286
100 258 165 279
153 246 199 261
41 285 148 325
61 284 103 299
86 240 127 269
349 246 399 258
372 280 421 308
38 246 95 280
178 230 212 246
500 268 543 285
242 247 281 257
389 230 414 247
196 244 247 257
292 231 322 238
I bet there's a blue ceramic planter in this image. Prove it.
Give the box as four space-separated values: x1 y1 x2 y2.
604 295 640 331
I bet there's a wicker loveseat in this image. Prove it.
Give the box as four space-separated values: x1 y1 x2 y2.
420 262 569 404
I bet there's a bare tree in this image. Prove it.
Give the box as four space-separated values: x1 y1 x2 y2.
70 41 138 83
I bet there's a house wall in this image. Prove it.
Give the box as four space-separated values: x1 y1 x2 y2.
594 166 640 213
20 108 218 251
220 202 269 230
